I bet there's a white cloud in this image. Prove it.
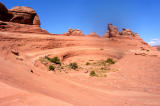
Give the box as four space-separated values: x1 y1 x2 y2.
152 38 159 41
148 38 160 46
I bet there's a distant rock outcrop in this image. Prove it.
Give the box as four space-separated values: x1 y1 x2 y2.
120 28 136 36
103 31 109 38
103 23 137 38
108 23 119 37
88 32 99 37
63 28 85 36
0 2 48 34
154 45 160 51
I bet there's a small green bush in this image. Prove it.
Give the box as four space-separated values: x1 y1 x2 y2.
90 71 96 77
86 62 90 65
49 65 55 71
69 62 78 70
106 58 115 64
48 57 61 65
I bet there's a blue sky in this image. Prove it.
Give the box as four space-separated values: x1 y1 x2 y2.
1 0 160 45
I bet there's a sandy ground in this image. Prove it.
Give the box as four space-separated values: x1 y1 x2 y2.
0 31 160 106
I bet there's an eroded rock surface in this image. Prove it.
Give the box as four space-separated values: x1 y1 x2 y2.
103 23 140 38
9 6 40 25
0 2 13 21
108 23 119 37
63 28 85 36
0 2 48 34
120 28 136 36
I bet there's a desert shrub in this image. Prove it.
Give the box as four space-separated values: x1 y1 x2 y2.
100 61 106 66
100 67 107 71
45 56 50 60
69 62 78 70
86 62 90 65
104 74 107 77
48 57 61 65
90 71 96 77
49 65 55 71
106 58 115 64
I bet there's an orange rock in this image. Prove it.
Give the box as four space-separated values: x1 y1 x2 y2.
63 28 85 36
88 32 99 37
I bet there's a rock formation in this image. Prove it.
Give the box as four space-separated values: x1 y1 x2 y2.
9 6 40 25
0 2 13 21
63 28 85 36
103 31 109 38
120 28 136 36
0 2 48 34
103 23 137 38
108 23 119 37
88 32 99 37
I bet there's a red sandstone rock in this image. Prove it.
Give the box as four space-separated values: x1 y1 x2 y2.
0 2 48 34
103 24 139 38
64 28 85 36
0 21 49 34
120 28 135 36
9 6 40 25
103 23 119 38
88 32 99 37
0 2 13 21
108 23 119 37
103 31 109 38
33 15 41 25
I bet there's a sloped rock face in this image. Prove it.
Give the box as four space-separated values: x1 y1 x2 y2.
33 15 40 25
88 32 99 37
154 45 160 51
103 31 109 38
0 2 48 34
0 2 8 21
0 21 49 34
120 28 136 36
64 28 85 36
0 2 8 14
103 24 159 55
0 2 13 21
